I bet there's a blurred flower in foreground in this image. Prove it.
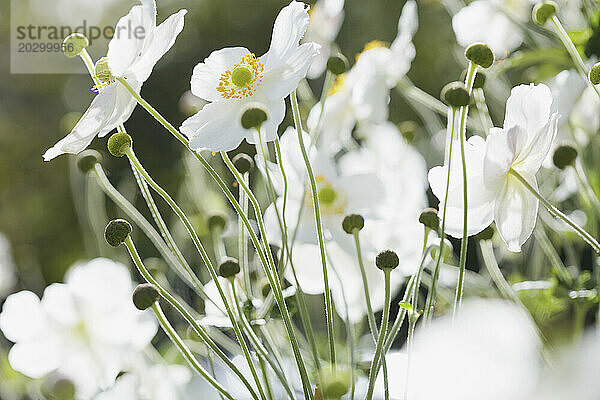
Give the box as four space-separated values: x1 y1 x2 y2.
304 0 345 78
308 1 417 154
181 1 320 152
452 0 534 56
429 83 559 252
43 0 187 160
0 233 17 298
0 258 157 398
407 299 542 400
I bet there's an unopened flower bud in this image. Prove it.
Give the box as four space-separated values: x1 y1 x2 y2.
207 212 227 231
63 33 88 58
398 120 418 143
104 219 132 247
232 153 254 173
465 42 494 69
241 107 268 130
218 257 241 279
76 149 102 173
553 144 578 170
477 225 495 241
107 132 132 157
441 82 470 108
327 54 349 75
342 214 365 234
375 249 399 271
532 1 558 25
132 283 160 310
589 62 600 85
43 375 76 400
319 365 351 399
419 208 439 231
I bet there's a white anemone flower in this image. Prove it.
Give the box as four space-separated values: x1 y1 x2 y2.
43 0 187 161
0 233 17 298
0 258 157 398
428 83 559 252
406 299 542 400
180 1 320 152
304 0 345 79
452 0 534 56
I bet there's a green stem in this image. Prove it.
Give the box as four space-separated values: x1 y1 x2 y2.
125 148 267 400
424 108 457 321
473 88 494 134
364 270 391 400
290 90 336 366
239 171 252 296
550 15 600 98
454 62 478 317
509 168 600 254
311 70 335 145
150 303 236 400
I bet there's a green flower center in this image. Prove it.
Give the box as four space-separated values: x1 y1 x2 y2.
318 186 337 205
232 67 253 87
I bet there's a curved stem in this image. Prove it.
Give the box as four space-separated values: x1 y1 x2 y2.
290 90 336 366
509 168 600 254
150 303 236 400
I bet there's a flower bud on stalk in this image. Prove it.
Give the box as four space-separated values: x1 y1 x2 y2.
327 54 349 75
419 208 440 231
441 81 470 108
589 62 600 85
465 42 494 69
62 33 89 58
207 212 228 232
232 153 255 173
319 365 351 399
241 107 268 130
553 144 578 170
42 375 76 400
375 249 399 271
532 1 558 26
107 132 133 157
218 257 241 279
132 283 160 310
398 120 418 143
76 149 102 173
342 213 364 234
104 219 133 247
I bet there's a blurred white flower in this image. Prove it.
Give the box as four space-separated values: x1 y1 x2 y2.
407 299 542 400
304 0 345 78
308 1 417 153
0 258 157 398
0 233 17 298
452 0 534 56
44 0 187 160
181 1 320 152
429 83 559 252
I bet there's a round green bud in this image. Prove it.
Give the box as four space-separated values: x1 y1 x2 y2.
375 249 399 271
232 153 254 173
132 283 159 310
43 375 76 400
63 33 89 58
327 54 349 75
398 120 418 143
552 144 578 170
218 257 241 278
441 81 470 108
104 219 132 247
207 212 227 231
241 107 268 130
465 42 494 69
419 208 440 231
261 278 271 298
589 62 600 85
319 366 351 399
532 1 558 26
107 132 132 157
76 149 102 173
342 214 365 234
477 225 495 241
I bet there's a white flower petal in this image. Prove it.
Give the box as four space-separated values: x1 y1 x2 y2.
41 283 79 327
514 113 559 175
244 97 286 145
504 83 553 137
183 101 247 152
190 47 252 102
0 291 46 342
483 126 524 192
494 172 539 252
8 340 62 379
